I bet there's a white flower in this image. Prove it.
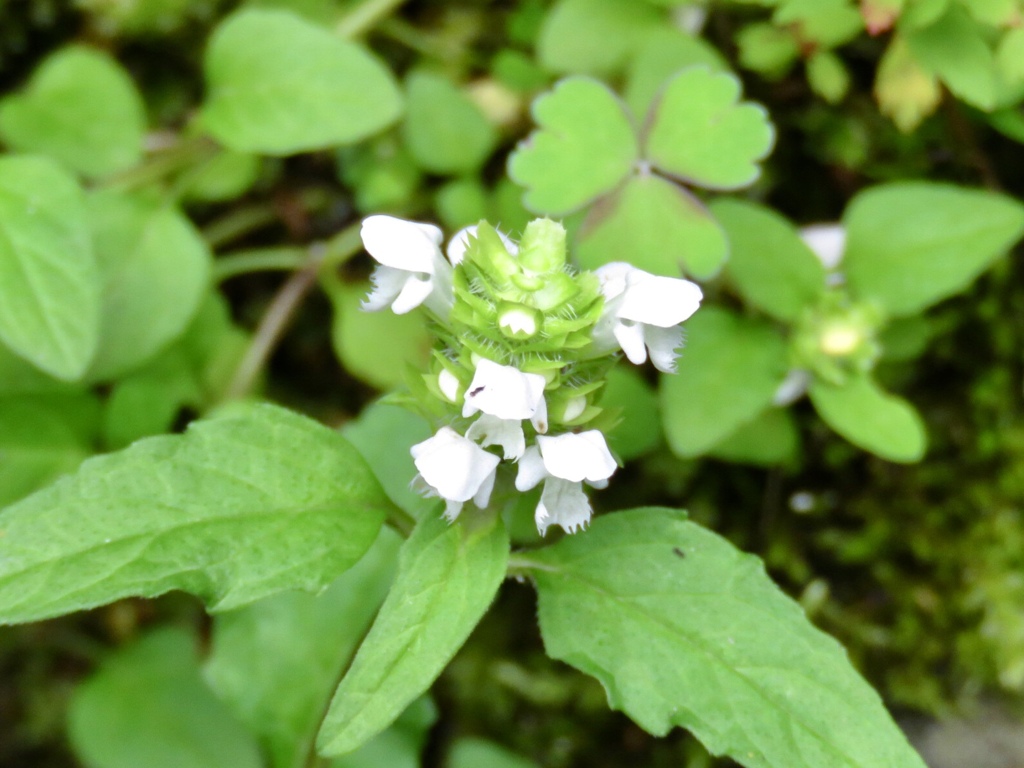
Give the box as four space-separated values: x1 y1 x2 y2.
463 357 548 436
466 413 525 460
593 263 703 373
446 224 518 265
515 430 617 535
361 215 454 317
800 224 845 286
411 427 500 521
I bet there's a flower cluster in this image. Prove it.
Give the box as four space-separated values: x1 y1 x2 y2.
360 214 702 534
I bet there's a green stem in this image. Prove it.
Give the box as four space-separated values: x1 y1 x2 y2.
386 504 417 538
335 0 408 38
213 247 310 283
100 135 218 192
506 552 556 577
201 203 281 250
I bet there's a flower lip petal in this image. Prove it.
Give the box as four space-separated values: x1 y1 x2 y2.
618 271 703 327
390 273 434 314
361 215 443 274
362 265 408 311
515 445 546 491
462 358 547 420
537 430 617 483
412 427 500 502
466 414 527 461
644 325 684 373
613 320 648 365
800 224 845 270
536 478 592 536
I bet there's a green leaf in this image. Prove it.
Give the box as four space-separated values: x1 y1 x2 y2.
0 402 391 624
600 366 661 461
0 155 99 380
623 28 728 118
661 307 789 457
332 698 438 768
905 7 998 110
201 9 402 154
529 508 929 768
707 407 800 467
508 77 638 216
806 51 851 104
773 0 864 48
535 0 663 77
576 173 727 279
205 529 402 768
842 182 1024 316
0 46 146 178
737 23 800 79
68 628 262 768
317 513 509 756
809 374 927 462
86 191 212 381
996 27 1024 86
447 737 540 768
403 70 497 175
644 68 774 190
711 198 826 322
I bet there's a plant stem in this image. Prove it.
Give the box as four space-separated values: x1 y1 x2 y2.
201 203 282 250
101 135 218 192
386 505 417 538
335 0 408 38
213 247 310 283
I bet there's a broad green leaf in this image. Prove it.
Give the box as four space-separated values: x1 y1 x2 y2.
711 198 826 321
0 392 99 507
0 46 146 178
326 279 432 390
535 0 662 77
508 78 638 216
205 529 402 768
600 366 661 461
403 70 497 175
996 27 1024 86
0 156 99 380
447 738 540 768
529 508 929 768
905 7 997 110
318 513 509 756
842 182 1024 316
68 628 262 768
961 0 1016 29
179 149 262 203
0 342 81 395
661 308 789 457
0 402 391 624
201 9 402 154
576 173 727 279
332 698 438 768
623 28 728 117
809 374 926 462
86 191 212 381
645 68 774 190
707 406 800 467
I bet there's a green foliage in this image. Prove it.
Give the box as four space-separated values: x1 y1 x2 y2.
535 0 662 76
529 508 927 768
0 403 391 623
201 9 402 154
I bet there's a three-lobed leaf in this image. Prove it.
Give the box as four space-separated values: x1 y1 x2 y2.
842 182 1024 316
0 155 99 380
317 512 509 756
644 67 774 190
0 45 147 178
529 508 928 768
0 402 392 624
508 77 638 216
201 9 402 155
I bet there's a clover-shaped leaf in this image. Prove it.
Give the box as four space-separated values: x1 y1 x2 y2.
508 78 638 216
644 68 774 190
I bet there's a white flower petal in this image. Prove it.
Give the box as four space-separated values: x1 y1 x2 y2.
515 445 546 491
800 224 846 270
772 369 811 406
472 466 496 510
594 262 633 302
462 358 546 420
618 271 703 327
536 478 591 535
613 320 648 365
438 368 461 402
466 414 526 461
645 324 684 373
390 273 434 314
411 427 500 502
361 215 442 274
537 430 617 484
531 394 548 434
362 265 408 311
443 499 464 522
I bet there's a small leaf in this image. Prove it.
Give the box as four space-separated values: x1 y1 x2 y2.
996 27 1024 86
317 513 508 756
644 67 774 190
448 738 540 768
0 46 147 178
0 402 392 624
529 508 929 768
708 407 800 467
660 307 789 458
711 198 826 322
623 28 728 118
842 182 1024 316
201 9 402 154
535 0 662 77
68 629 263 768
205 530 402 768
508 77 638 216
806 50 851 104
600 366 661 461
576 173 728 279
0 155 99 380
905 7 998 110
809 374 927 462
736 23 800 79
86 191 212 381
773 0 864 48
874 35 942 132
332 698 437 768
403 70 497 175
